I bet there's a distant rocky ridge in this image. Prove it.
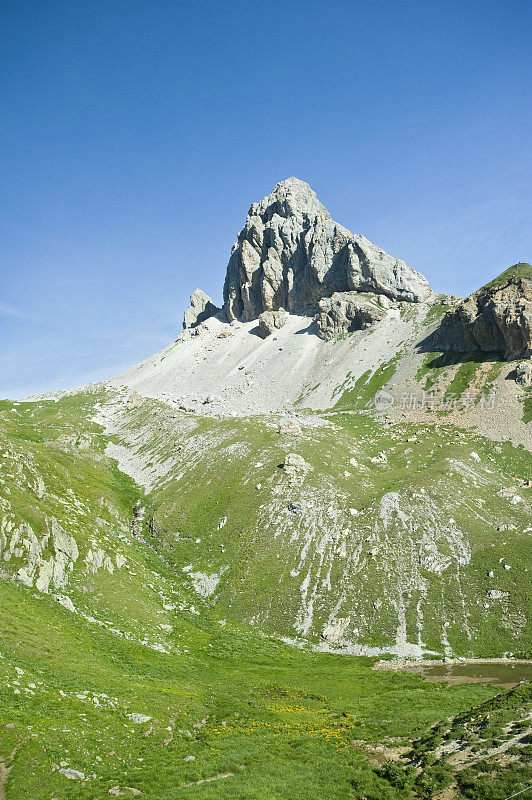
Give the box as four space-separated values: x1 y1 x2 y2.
183 177 431 339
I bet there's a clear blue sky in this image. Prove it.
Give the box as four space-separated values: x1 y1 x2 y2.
1 0 531 398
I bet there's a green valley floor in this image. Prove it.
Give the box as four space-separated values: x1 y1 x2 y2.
1 576 530 799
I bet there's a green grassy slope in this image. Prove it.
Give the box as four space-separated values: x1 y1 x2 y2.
375 683 532 800
482 262 532 290
3 391 530 660
100 392 532 658
0 575 502 800
0 389 531 798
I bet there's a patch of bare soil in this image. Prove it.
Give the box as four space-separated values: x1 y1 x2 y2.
181 772 235 787
350 738 410 767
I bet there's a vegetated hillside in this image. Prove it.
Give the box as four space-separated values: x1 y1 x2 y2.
372 683 532 799
483 261 532 289
1 179 530 797
0 391 531 800
1 387 531 661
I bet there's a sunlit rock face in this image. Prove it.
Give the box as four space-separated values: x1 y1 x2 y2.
223 177 430 322
433 267 532 359
182 288 220 330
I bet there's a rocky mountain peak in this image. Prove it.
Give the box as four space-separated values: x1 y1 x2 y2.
222 178 431 325
248 177 331 225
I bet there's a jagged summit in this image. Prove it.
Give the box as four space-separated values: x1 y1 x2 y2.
182 288 220 331
183 179 431 334
116 180 530 436
248 177 332 224
222 177 431 323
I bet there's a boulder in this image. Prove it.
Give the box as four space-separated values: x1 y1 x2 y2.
127 713 152 724
278 419 303 436
223 178 430 322
316 292 386 340
59 768 85 780
126 390 143 409
321 616 351 644
257 309 288 338
283 452 309 470
283 452 311 483
515 360 532 387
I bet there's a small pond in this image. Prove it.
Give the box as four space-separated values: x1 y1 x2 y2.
402 661 532 689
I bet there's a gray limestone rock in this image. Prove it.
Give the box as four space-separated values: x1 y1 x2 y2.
183 288 220 330
59 768 85 780
515 360 532 386
223 178 430 322
257 309 288 338
321 616 351 644
316 292 386 340
283 452 311 485
432 269 532 359
278 419 303 436
283 452 309 471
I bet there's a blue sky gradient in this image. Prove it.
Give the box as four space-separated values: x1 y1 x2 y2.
1 0 531 397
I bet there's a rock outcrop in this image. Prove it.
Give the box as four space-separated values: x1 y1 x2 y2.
6 516 79 593
283 452 311 484
278 419 303 436
432 266 532 359
316 291 386 340
257 309 288 338
515 360 532 387
223 178 430 322
183 288 220 330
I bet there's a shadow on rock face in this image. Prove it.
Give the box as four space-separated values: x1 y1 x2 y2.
294 319 317 335
414 333 503 368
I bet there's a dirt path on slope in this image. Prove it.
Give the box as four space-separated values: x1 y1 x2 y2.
0 760 8 800
0 738 29 800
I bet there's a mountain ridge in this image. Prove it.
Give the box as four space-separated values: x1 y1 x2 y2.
0 178 531 799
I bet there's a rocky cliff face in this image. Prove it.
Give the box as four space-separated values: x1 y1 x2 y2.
222 178 430 324
432 266 532 359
